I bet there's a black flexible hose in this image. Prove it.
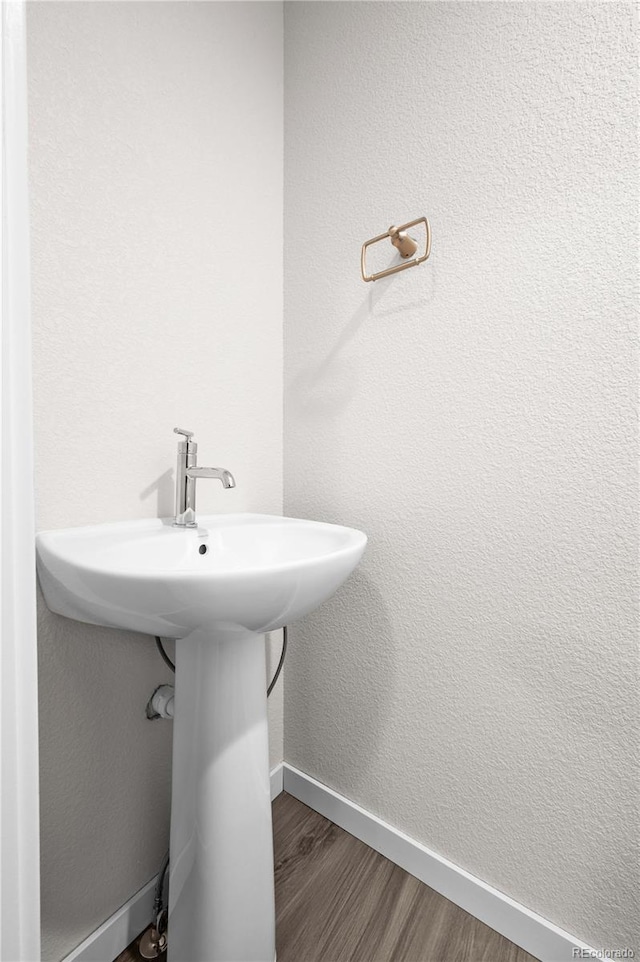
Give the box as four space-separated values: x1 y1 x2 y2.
267 625 287 696
155 637 175 673
155 629 288 691
153 850 170 933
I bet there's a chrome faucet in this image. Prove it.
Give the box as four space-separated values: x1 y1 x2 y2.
173 427 235 527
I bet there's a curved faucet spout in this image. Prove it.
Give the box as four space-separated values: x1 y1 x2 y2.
186 466 236 489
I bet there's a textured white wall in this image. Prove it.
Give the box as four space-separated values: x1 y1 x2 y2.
284 1 638 951
27 3 283 959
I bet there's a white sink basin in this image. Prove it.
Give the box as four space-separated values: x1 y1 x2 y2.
36 513 367 638
36 511 366 962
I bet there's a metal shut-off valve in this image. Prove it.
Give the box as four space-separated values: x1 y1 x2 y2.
139 925 167 959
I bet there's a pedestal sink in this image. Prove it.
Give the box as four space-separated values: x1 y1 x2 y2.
36 513 367 962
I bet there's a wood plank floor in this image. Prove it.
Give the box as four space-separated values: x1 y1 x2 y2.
115 792 539 962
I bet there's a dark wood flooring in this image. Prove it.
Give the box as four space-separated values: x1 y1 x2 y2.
115 792 539 962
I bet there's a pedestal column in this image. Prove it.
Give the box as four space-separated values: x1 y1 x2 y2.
168 629 275 962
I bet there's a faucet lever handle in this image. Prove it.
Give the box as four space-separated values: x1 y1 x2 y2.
173 427 195 440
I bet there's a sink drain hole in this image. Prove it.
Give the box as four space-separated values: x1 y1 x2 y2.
198 544 208 555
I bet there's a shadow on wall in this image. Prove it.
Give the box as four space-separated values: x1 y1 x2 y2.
288 263 436 421
287 565 396 793
140 468 174 518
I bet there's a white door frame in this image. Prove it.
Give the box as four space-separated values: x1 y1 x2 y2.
0 2 41 959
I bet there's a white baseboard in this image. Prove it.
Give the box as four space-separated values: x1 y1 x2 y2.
282 764 596 962
63 764 285 962
61 874 159 962
270 761 284 799
63 762 593 962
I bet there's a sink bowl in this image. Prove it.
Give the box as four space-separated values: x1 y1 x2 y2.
36 513 367 638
